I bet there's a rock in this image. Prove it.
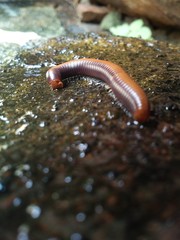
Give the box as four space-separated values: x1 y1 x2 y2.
90 0 180 28
77 3 109 22
0 4 64 38
0 29 41 45
0 34 179 239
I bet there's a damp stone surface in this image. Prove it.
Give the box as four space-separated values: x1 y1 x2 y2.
0 34 180 240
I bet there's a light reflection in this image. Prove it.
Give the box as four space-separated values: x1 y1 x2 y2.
106 111 114 119
43 167 49 174
83 178 94 193
73 126 80 136
91 117 96 126
0 115 9 123
0 29 41 45
77 143 88 152
64 176 72 183
82 108 88 112
25 180 33 189
133 120 139 125
26 204 41 219
13 197 22 207
39 121 45 127
17 224 29 240
0 99 4 106
0 143 8 151
70 233 82 240
76 212 86 222
23 64 42 77
51 101 58 112
15 123 29 135
0 164 11 174
107 171 115 180
16 111 37 123
77 143 88 158
60 48 67 54
79 152 85 158
14 164 30 177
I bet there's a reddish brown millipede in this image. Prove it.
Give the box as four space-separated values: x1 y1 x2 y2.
46 58 150 122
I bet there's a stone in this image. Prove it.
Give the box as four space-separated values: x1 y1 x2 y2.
0 33 179 239
90 0 180 28
77 3 109 22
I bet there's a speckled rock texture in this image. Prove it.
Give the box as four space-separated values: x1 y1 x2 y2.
0 34 180 240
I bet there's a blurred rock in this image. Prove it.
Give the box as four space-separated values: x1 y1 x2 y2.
77 3 109 22
90 0 180 28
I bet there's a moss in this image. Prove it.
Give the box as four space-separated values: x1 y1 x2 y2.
0 34 179 240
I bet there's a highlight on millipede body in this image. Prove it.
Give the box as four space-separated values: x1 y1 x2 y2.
46 58 150 123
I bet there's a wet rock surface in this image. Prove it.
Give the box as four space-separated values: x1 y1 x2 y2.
0 34 180 240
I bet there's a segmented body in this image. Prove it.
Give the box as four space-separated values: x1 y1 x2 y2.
46 58 150 122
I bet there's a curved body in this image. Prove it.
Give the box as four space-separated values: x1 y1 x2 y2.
46 58 150 122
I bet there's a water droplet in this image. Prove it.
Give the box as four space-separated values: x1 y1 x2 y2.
17 224 29 240
15 123 29 135
15 164 30 177
25 180 33 189
60 48 67 54
107 171 115 180
79 152 85 158
0 164 11 173
13 197 22 207
0 115 9 123
83 178 94 192
26 204 41 219
76 212 86 222
39 121 45 127
51 101 58 112
77 143 88 158
91 117 97 126
64 176 72 183
73 126 80 136
146 42 154 47
43 167 49 174
15 169 23 177
133 120 139 125
23 164 30 171
77 143 88 152
0 99 4 106
70 233 82 240
126 121 131 126
17 111 37 123
106 111 114 119
82 108 88 112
